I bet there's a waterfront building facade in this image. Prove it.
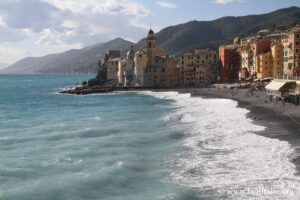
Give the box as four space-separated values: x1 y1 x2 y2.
271 42 284 78
256 51 273 79
219 44 241 83
222 28 300 81
98 29 182 88
179 49 218 86
139 29 182 87
106 58 121 81
284 28 300 77
97 25 300 86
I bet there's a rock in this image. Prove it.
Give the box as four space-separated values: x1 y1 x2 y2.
82 81 87 86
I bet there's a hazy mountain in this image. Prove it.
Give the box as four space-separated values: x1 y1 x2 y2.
136 6 300 54
1 6 299 74
1 38 133 74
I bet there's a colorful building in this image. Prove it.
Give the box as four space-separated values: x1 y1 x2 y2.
140 29 182 87
284 28 300 77
271 43 284 78
179 49 218 86
219 44 241 83
256 51 273 79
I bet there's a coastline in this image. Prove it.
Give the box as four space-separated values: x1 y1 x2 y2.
182 88 300 175
61 85 300 175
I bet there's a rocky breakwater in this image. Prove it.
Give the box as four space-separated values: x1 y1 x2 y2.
60 85 115 95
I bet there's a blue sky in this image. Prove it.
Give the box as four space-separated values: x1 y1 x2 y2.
0 0 299 64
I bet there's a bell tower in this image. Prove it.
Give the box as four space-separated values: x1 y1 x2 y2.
147 29 156 65
147 29 156 49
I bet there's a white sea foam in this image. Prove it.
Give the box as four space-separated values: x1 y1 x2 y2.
92 116 101 121
139 91 300 199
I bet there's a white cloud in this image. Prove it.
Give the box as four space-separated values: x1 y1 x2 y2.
156 1 177 9
43 0 149 16
36 28 83 49
213 0 244 4
0 0 150 46
0 0 153 63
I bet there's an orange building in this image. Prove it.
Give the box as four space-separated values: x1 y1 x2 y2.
271 43 284 78
219 44 241 83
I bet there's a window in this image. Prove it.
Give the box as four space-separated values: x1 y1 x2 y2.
148 42 152 48
162 68 165 72
296 49 299 53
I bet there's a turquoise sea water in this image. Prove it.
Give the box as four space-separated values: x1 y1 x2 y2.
0 75 300 200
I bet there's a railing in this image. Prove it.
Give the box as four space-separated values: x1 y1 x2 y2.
273 75 300 80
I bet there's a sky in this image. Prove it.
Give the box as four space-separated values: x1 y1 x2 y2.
0 0 299 64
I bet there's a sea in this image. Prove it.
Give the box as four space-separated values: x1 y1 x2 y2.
0 74 300 200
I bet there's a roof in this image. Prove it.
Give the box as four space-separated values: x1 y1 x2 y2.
220 44 241 49
108 58 122 62
135 50 147 56
265 81 287 91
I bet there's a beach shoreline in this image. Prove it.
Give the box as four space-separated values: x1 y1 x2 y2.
176 87 300 175
61 85 300 174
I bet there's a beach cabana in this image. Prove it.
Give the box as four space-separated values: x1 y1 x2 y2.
261 77 273 82
265 80 296 97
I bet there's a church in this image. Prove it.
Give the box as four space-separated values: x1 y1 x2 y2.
134 29 182 87
99 29 183 88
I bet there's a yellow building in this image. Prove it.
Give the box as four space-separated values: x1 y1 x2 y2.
256 51 273 79
282 28 300 77
137 29 182 87
179 49 218 86
271 43 283 78
288 28 300 76
134 50 148 86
